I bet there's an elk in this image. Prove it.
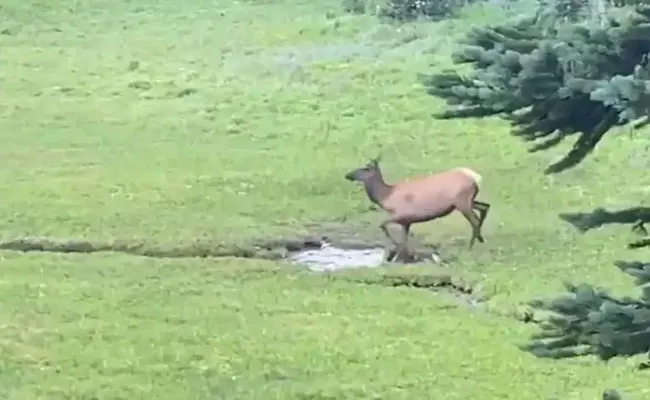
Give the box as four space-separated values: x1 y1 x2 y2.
344 156 490 262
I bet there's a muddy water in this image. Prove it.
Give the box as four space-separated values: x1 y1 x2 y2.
288 242 441 271
288 243 387 272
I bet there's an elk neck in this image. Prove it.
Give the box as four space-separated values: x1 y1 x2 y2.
363 170 394 207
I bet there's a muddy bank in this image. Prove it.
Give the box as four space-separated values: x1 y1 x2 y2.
0 231 550 327
350 273 486 308
0 234 444 269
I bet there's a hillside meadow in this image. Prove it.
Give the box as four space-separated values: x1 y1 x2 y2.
2 0 650 398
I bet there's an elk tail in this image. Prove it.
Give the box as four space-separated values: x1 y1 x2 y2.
458 168 482 185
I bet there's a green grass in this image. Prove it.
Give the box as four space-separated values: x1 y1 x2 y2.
2 0 650 398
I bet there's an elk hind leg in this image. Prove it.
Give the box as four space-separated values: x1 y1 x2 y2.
459 207 484 249
473 200 491 230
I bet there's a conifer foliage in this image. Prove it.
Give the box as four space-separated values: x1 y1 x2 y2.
523 261 650 366
341 0 482 21
419 0 650 374
378 0 478 21
419 5 650 173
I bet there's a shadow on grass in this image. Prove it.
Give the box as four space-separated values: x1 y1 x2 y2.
559 206 650 234
522 259 650 368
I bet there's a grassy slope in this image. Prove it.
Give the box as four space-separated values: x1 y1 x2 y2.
2 0 650 398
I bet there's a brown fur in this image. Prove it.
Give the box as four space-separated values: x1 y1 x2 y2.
344 157 490 261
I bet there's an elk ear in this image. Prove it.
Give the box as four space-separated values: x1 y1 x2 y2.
372 154 382 166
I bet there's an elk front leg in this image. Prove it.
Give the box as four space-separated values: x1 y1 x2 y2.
380 219 401 262
393 223 411 262
380 219 399 247
380 221 411 263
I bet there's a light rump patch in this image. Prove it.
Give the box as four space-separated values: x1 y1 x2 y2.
456 167 483 184
458 167 483 185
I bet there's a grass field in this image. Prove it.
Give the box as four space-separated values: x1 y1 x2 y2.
3 0 650 398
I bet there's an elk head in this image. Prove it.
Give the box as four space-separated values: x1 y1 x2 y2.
344 155 382 183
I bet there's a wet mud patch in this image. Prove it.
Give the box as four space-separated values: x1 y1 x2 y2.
0 235 440 264
0 231 447 271
286 239 443 271
0 234 548 326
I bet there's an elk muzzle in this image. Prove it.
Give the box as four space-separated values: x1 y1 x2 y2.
344 170 358 181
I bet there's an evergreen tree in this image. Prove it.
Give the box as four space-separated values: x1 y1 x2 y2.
419 4 650 173
419 0 650 373
522 259 650 367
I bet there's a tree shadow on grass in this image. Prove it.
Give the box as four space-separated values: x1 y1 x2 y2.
559 206 650 235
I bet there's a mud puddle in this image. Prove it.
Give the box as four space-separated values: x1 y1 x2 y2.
0 230 444 271
287 240 441 272
288 243 386 271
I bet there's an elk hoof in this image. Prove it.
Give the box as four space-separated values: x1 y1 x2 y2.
385 249 393 263
384 248 398 263
400 252 415 263
385 248 412 263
